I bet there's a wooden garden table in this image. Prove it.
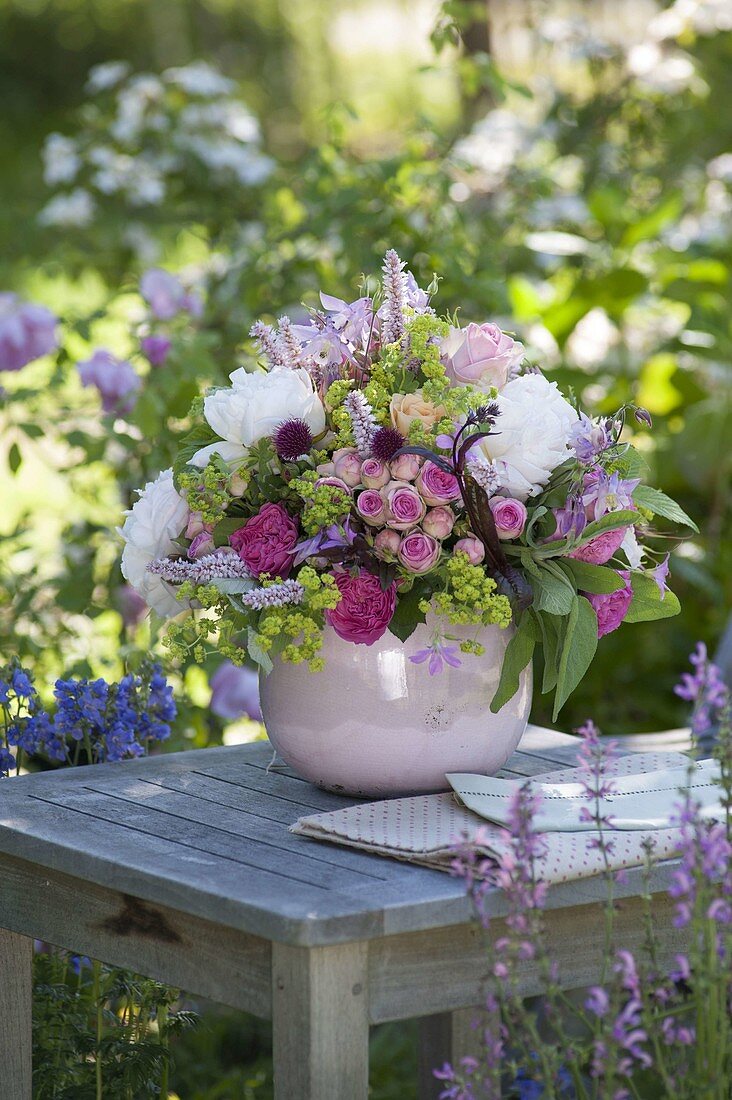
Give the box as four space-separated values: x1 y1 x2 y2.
0 725 684 1099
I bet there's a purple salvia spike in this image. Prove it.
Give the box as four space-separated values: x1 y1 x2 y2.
344 389 378 456
250 320 287 369
277 316 303 368
381 248 408 345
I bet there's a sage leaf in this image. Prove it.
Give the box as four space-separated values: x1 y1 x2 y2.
490 613 537 713
552 596 598 721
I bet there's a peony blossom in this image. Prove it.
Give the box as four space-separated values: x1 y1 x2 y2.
390 390 446 436
78 349 141 415
0 293 58 372
476 373 578 501
383 481 427 531
489 497 527 540
585 571 633 638
325 569 397 645
442 322 523 391
415 461 461 507
195 367 326 468
398 530 441 574
454 536 485 564
209 662 262 722
120 468 191 618
229 502 298 579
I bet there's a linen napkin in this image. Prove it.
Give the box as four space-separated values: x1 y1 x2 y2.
291 751 711 884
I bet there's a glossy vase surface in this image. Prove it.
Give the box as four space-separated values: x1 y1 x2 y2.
259 617 532 797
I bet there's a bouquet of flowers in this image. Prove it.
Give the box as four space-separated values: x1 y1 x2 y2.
121 251 695 718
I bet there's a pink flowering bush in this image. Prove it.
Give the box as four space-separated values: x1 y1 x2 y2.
119 251 693 715
438 650 732 1100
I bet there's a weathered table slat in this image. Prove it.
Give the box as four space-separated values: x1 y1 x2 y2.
0 724 685 1100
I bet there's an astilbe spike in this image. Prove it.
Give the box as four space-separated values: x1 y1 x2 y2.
277 316 303 368
381 248 408 345
344 390 378 457
250 320 287 369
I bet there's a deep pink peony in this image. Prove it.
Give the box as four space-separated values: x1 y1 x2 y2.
569 525 627 565
585 570 633 638
398 531 441 574
230 502 298 579
489 496 527 540
325 569 397 645
415 461 461 507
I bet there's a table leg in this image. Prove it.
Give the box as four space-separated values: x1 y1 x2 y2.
272 940 369 1100
417 1008 483 1100
0 928 33 1100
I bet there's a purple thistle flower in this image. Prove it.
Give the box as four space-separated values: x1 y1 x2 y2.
371 426 405 463
77 348 141 415
274 417 314 461
0 293 58 372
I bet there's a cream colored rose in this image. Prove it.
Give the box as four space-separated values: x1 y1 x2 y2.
390 390 446 436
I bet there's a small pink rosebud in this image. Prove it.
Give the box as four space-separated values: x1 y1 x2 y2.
361 457 390 489
315 460 336 477
389 452 422 481
416 460 462 507
315 475 353 496
229 471 248 497
422 506 455 540
188 530 216 559
489 496 527 540
455 536 485 565
185 511 207 539
333 447 363 487
398 530 441 574
374 529 401 558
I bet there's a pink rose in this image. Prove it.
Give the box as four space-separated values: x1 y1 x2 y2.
373 529 401 558
455 536 485 565
489 497 527 540
389 452 422 481
422 506 455 540
356 489 387 526
333 447 362 487
325 569 397 645
384 480 426 531
569 526 627 565
230 502 298 579
361 458 390 489
442 322 523 390
415 461 461 507
398 531 441 574
185 511 208 539
585 570 633 638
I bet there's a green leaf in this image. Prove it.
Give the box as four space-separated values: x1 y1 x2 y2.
532 565 575 616
536 610 562 694
387 580 430 642
247 627 273 675
632 485 699 533
624 572 681 624
560 559 626 594
576 509 638 546
210 577 256 596
212 517 247 546
8 442 21 474
490 613 537 713
552 596 598 721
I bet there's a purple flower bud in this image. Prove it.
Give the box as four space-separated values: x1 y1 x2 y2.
634 407 653 427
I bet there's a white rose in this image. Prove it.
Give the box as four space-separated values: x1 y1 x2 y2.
119 468 191 618
196 367 325 465
477 373 578 501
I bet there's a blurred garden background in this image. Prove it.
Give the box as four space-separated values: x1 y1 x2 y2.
1 0 731 1095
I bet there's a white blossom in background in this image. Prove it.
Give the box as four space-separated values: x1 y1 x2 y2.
39 59 273 233
38 188 95 227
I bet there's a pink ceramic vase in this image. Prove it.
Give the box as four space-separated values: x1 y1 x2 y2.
259 617 532 797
